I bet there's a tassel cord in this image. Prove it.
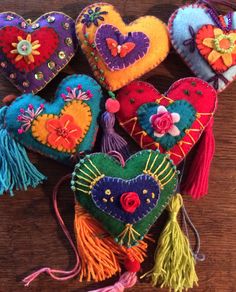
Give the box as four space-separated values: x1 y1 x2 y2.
23 174 81 286
89 272 137 292
108 151 125 167
181 205 205 262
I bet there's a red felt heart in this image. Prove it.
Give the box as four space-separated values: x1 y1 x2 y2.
196 24 236 73
116 77 217 165
0 26 59 72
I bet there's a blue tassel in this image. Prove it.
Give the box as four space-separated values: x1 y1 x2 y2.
0 106 46 196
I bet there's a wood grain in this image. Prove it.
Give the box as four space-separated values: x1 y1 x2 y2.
0 1 236 291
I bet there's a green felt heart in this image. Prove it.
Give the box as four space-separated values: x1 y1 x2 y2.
71 150 178 247
137 100 196 150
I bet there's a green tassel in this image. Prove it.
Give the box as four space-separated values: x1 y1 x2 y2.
142 193 198 291
0 106 46 196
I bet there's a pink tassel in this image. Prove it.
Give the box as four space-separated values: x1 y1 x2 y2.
181 119 215 199
89 272 137 292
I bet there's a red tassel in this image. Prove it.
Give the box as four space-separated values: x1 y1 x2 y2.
181 119 215 199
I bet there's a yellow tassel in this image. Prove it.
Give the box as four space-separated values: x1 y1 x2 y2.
142 193 198 291
74 203 148 282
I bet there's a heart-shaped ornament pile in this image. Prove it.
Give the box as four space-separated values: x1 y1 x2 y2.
116 77 217 165
0 12 78 93
76 3 170 91
72 150 178 246
168 3 236 92
5 74 103 165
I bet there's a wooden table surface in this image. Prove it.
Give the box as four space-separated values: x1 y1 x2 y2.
0 0 236 291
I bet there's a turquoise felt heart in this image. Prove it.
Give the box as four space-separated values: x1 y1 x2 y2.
72 150 178 247
5 74 103 165
138 100 196 149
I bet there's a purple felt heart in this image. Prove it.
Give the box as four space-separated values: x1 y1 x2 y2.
95 24 149 71
0 12 78 94
91 174 160 224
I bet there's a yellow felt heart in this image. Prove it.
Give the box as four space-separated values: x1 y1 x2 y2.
31 100 92 153
76 3 170 91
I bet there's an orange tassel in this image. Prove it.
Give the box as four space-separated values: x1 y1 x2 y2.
74 203 148 282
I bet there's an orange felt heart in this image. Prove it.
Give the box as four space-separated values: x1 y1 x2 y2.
31 100 92 153
196 24 236 73
75 3 170 91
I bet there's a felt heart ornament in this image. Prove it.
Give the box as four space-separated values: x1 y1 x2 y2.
0 74 103 196
75 3 170 91
116 77 217 166
5 74 103 165
72 150 178 247
0 12 78 94
168 3 236 92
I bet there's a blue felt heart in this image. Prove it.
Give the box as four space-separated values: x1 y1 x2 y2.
5 74 103 165
169 4 236 92
91 174 160 224
95 24 150 71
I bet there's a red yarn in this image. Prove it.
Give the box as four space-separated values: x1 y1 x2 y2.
124 258 141 272
0 26 59 72
105 98 120 113
181 119 215 199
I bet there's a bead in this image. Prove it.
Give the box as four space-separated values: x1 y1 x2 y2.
23 81 30 87
35 72 44 80
1 62 7 68
65 37 72 46
17 40 32 56
48 61 56 70
58 51 66 59
105 98 120 113
9 73 16 79
124 258 141 273
20 21 27 28
6 15 14 21
31 23 40 29
62 22 70 30
47 15 55 23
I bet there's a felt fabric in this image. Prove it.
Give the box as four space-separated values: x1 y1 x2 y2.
5 74 103 165
76 3 170 91
0 12 78 94
138 100 196 149
168 4 236 92
116 77 217 166
72 150 178 246
95 24 149 70
196 25 236 72
91 174 160 224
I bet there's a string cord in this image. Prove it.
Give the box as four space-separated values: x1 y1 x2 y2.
23 174 81 286
178 161 205 261
197 0 236 10
181 205 206 262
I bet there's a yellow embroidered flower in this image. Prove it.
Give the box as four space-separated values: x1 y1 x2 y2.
203 28 236 67
10 34 41 64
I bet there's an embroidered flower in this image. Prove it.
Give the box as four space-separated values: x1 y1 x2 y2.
61 85 93 102
202 28 236 67
150 106 180 138
120 192 141 213
81 6 108 27
17 103 44 134
46 115 82 150
10 34 41 64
